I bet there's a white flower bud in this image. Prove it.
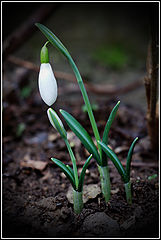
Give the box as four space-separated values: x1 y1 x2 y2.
47 108 67 139
38 63 57 106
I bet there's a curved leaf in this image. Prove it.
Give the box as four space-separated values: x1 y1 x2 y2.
66 164 74 177
64 139 79 190
98 141 128 183
102 101 120 144
126 137 138 181
51 158 76 190
35 23 70 59
60 110 101 165
101 101 120 166
78 154 93 192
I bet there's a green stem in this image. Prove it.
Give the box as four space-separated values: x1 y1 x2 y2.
124 181 132 204
98 165 111 202
65 139 79 190
69 57 102 159
73 189 83 214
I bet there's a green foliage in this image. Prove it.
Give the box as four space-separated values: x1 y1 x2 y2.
35 23 70 59
102 101 120 145
101 101 120 166
48 108 92 192
98 141 128 183
98 137 138 183
82 103 98 113
37 23 139 206
20 86 32 98
60 109 101 165
98 138 138 204
126 137 139 180
148 174 157 181
16 123 26 137
64 138 79 189
51 154 92 192
93 44 129 70
51 157 76 189
78 154 93 192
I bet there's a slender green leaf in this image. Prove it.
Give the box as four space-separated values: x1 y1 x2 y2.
98 141 128 183
78 154 93 192
51 158 76 189
82 103 98 113
60 110 101 165
148 174 157 181
64 139 79 190
101 101 120 166
102 101 120 144
126 137 138 181
66 164 74 177
35 23 70 58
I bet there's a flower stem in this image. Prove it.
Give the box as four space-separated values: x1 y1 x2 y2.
68 57 102 159
73 189 83 214
98 165 111 202
124 181 132 204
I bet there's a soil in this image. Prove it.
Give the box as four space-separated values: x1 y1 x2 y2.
2 74 159 238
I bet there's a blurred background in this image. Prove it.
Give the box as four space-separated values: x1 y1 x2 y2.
3 2 158 111
2 2 159 152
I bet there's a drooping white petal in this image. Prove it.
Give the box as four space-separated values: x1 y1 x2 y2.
38 63 57 106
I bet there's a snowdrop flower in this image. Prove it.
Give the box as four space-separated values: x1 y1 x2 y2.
47 108 67 139
38 42 57 106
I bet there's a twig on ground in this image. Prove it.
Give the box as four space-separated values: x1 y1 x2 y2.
6 55 143 96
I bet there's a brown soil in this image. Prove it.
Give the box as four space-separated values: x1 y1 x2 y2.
3 81 159 238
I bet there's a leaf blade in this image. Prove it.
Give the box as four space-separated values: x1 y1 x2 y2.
78 154 93 192
35 23 70 59
66 164 74 178
98 141 128 183
51 158 76 189
101 101 120 166
102 101 120 144
60 110 101 165
126 137 139 180
64 139 79 190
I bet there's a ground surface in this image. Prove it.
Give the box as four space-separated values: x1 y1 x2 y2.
3 82 159 237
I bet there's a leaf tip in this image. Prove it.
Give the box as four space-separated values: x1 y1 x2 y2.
47 107 52 113
51 158 55 163
35 22 39 27
59 109 65 115
89 154 93 159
